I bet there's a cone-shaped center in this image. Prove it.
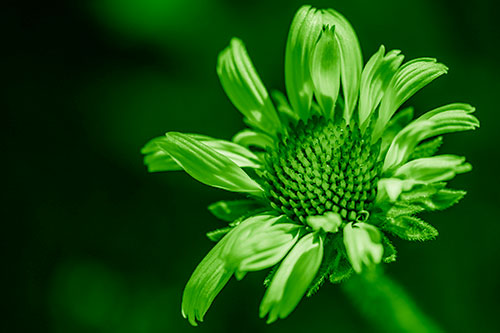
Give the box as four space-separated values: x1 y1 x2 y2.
262 116 382 224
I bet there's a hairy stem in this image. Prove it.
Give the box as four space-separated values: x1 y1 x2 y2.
341 269 442 333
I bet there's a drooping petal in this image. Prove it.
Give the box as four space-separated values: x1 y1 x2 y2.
323 9 363 122
260 233 323 324
373 58 448 140
142 134 263 172
343 222 383 273
217 38 281 136
222 215 302 274
158 132 263 194
380 106 414 154
181 235 233 326
285 5 323 121
383 103 479 172
310 25 341 119
232 129 274 150
358 45 404 128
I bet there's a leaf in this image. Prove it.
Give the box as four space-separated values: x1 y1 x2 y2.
381 235 397 263
382 216 438 241
409 136 443 159
409 188 466 211
158 132 263 194
217 38 281 136
206 227 233 242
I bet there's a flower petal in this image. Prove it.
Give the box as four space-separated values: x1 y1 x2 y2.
158 132 263 194
232 129 274 150
181 235 233 326
394 154 472 183
383 103 479 172
285 5 323 121
260 233 323 323
358 45 404 128
323 9 363 122
373 58 448 140
143 134 263 172
306 212 342 233
223 215 302 274
217 38 281 136
343 222 383 273
310 25 341 119
208 199 264 222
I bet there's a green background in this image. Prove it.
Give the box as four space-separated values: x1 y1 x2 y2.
5 0 500 332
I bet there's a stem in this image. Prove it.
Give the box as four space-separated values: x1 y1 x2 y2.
341 269 443 333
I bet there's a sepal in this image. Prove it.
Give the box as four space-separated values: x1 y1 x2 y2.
381 216 438 241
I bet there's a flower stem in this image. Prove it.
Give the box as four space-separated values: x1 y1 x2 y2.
341 269 443 332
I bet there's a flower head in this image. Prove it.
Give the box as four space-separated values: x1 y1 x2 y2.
141 5 479 325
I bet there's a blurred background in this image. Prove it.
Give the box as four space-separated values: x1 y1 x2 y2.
5 0 500 332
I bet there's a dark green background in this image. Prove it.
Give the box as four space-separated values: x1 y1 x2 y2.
5 0 500 332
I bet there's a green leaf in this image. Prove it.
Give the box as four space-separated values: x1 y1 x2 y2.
399 182 446 202
208 199 265 222
382 216 438 241
323 9 363 122
373 58 448 140
158 132 263 194
409 136 443 159
206 227 233 242
359 45 404 128
310 25 341 119
381 234 397 263
329 252 353 284
383 103 479 172
386 202 425 218
285 5 323 121
408 188 466 211
217 38 281 136
260 233 323 323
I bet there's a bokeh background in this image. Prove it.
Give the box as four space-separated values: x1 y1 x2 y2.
5 0 500 332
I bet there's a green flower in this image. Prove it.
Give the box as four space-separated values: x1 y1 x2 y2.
141 5 479 326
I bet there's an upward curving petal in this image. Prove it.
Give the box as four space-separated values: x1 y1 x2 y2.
310 25 341 119
260 233 323 324
285 5 324 121
373 58 448 140
383 103 479 172
217 38 281 136
158 132 263 194
358 45 404 129
323 9 363 122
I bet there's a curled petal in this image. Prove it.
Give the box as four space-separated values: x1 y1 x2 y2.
358 45 404 128
394 154 471 183
323 9 363 122
232 129 274 150
260 233 323 323
285 5 323 121
217 38 281 136
383 103 479 172
373 58 448 140
310 25 341 119
158 132 263 194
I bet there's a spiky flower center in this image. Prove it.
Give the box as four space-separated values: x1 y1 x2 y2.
262 117 382 224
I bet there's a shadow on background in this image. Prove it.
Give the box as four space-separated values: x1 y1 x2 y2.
5 0 500 332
